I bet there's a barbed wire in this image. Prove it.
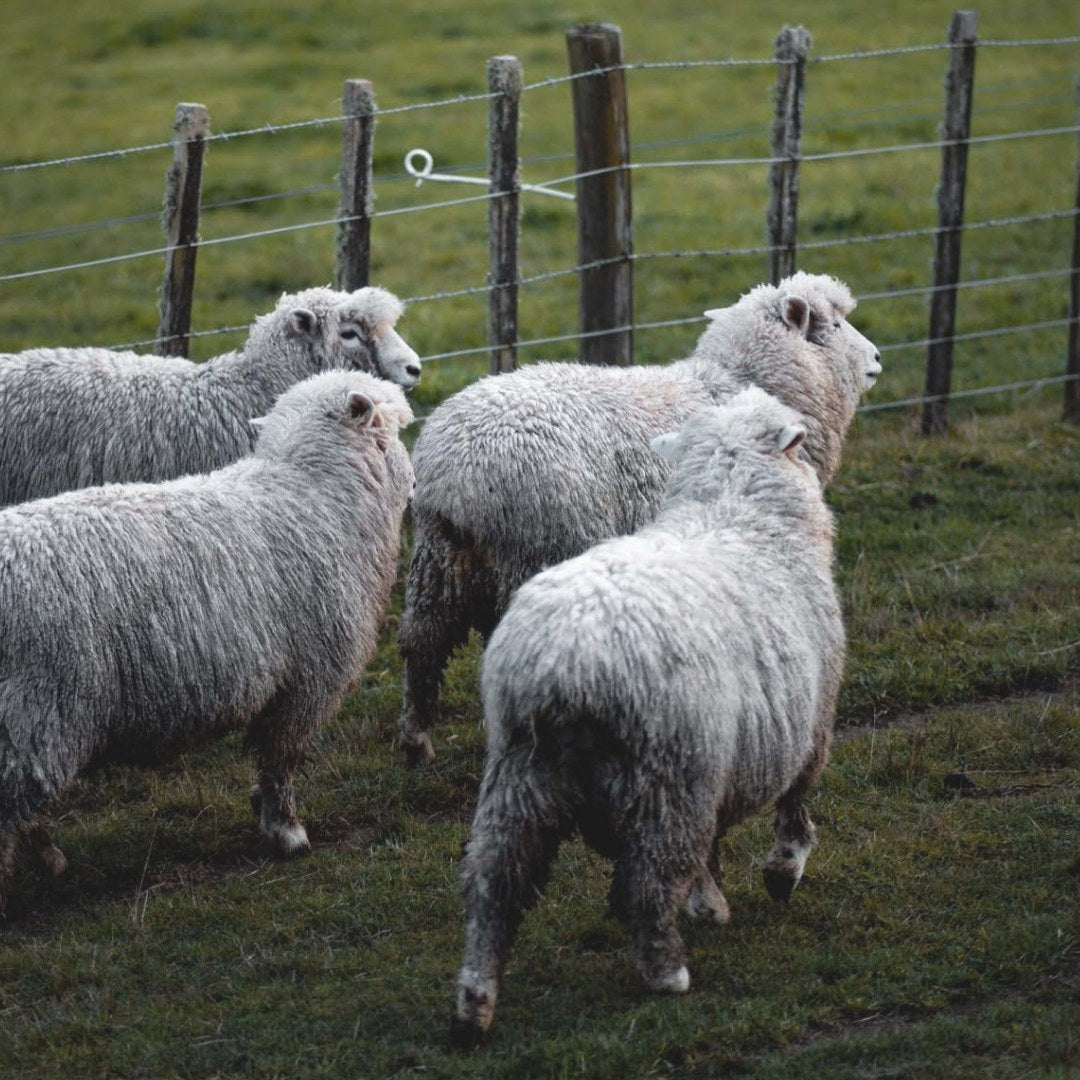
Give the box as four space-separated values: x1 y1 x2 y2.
414 313 1078 366
2 33 1077 177
4 130 1076 287
856 371 1080 414
8 78 1074 251
0 191 507 283
96 246 1079 353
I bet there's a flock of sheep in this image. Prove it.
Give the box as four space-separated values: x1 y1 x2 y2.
0 271 882 1044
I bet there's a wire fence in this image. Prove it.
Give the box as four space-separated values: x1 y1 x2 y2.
0 24 1077 423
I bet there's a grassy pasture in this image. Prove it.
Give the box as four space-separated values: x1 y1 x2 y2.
0 1 1078 1076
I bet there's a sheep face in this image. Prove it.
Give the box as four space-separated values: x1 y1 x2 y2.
266 285 421 389
773 288 882 395
704 272 882 417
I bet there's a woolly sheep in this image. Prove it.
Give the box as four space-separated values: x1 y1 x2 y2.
0 369 414 910
399 271 878 765
451 387 845 1044
0 285 419 506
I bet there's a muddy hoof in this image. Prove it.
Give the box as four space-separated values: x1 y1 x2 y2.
762 865 798 902
402 734 436 769
449 1013 488 1050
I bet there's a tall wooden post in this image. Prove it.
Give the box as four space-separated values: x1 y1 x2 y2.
767 26 811 285
487 56 522 374
1065 119 1080 421
567 22 633 366
337 79 375 291
922 10 978 435
157 102 209 357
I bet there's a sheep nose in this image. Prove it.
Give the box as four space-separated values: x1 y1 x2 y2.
406 363 421 380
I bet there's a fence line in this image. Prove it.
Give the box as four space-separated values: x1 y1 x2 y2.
2 33 1078 177
2 21 1077 425
3 144 1075 286
9 85 1074 250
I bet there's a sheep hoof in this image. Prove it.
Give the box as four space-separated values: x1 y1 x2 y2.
36 844 68 879
644 965 691 995
266 822 311 859
449 1013 488 1050
762 865 799 902
402 733 436 769
685 879 731 925
451 980 495 1048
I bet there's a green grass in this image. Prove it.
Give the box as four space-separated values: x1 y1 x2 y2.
0 2 1079 1077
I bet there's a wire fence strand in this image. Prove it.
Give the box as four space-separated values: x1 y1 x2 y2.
2 33 1078 176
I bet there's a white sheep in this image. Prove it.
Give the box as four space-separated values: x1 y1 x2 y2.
0 285 419 506
399 271 878 765
451 387 845 1044
0 369 414 910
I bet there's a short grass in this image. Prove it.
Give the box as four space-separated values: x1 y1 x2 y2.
0 2 1078 1077
0 395 1076 1079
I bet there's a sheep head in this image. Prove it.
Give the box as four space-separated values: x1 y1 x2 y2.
252 285 422 389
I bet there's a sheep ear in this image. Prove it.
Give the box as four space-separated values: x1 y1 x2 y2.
286 308 318 338
650 432 682 461
780 294 811 337
777 424 806 454
702 308 724 320
249 415 268 430
347 392 376 427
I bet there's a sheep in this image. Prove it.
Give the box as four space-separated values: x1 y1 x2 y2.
451 387 845 1044
399 271 878 766
0 369 414 911
0 285 420 506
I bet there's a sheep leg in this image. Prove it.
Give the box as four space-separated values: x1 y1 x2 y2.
0 824 16 915
452 745 564 1048
24 824 67 878
609 786 710 993
685 847 730 925
246 687 328 858
398 515 492 767
763 728 831 901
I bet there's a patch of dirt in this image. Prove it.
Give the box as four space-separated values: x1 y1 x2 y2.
834 676 1079 745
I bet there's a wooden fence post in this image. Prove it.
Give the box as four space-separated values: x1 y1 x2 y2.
767 26 811 286
337 79 375 292
487 56 522 374
1065 116 1080 421
157 102 209 357
922 10 978 435
567 22 633 366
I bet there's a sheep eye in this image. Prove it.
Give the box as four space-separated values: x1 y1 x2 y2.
341 329 360 341
832 319 841 330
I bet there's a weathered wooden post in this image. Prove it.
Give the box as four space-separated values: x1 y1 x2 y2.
566 22 633 366
767 26 811 286
157 102 209 357
922 10 978 435
1065 115 1080 421
337 79 376 291
487 56 522 374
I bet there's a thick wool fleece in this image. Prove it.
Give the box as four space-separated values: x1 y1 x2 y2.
0 285 418 506
452 388 845 1042
398 272 878 763
0 370 414 907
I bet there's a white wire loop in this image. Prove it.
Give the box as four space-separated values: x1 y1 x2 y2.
403 148 575 201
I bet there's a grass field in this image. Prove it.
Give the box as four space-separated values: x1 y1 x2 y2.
0 2 1078 1077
